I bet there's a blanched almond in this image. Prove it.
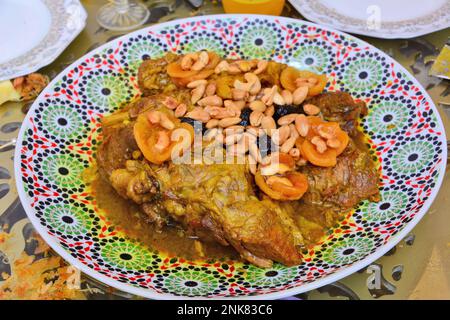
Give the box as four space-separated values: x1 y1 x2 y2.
205 82 217 96
197 95 223 107
204 128 219 141
233 100 246 110
215 60 229 74
272 125 291 145
277 114 298 126
250 110 264 127
280 136 297 154
181 53 198 70
154 131 170 151
163 96 179 109
191 84 206 104
226 105 242 118
187 79 208 88
212 108 236 119
249 100 267 112
226 125 245 134
246 126 264 137
160 113 175 130
317 125 336 140
260 163 280 176
225 133 243 145
273 92 285 105
289 123 299 139
311 136 327 153
303 103 320 116
232 88 248 101
281 90 293 105
260 159 292 176
293 86 308 105
204 106 221 117
253 60 268 75
295 114 309 137
186 107 210 123
225 100 246 111
219 117 241 128
264 105 275 117
261 116 276 131
261 86 277 106
174 103 187 118
327 138 341 149
249 142 262 163
206 119 219 129
191 51 209 71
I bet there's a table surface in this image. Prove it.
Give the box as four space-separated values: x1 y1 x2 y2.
0 0 449 300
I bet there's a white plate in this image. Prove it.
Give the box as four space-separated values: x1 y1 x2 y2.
289 0 450 39
0 0 87 81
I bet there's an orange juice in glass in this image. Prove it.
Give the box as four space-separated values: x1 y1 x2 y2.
222 0 285 16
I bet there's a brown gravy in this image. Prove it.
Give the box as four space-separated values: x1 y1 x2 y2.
92 177 239 261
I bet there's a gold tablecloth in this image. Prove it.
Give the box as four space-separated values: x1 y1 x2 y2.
0 0 449 299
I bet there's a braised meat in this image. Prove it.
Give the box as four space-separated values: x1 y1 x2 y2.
300 139 380 209
307 91 368 137
137 53 179 96
97 121 303 267
96 124 138 178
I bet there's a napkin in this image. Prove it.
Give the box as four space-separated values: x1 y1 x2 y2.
430 44 450 80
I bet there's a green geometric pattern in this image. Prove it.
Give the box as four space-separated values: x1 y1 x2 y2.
41 154 84 189
100 242 153 270
43 204 93 235
163 269 219 296
391 140 435 174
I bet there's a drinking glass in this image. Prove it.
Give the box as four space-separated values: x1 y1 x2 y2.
96 0 150 31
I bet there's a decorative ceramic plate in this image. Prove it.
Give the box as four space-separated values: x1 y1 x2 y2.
14 15 447 299
288 0 450 39
0 0 87 81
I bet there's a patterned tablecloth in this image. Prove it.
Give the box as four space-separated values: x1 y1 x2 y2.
0 0 449 300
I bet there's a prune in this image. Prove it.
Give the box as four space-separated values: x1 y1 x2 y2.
273 104 305 122
257 133 274 157
238 108 252 126
179 117 205 134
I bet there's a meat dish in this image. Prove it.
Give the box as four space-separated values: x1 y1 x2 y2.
91 51 380 268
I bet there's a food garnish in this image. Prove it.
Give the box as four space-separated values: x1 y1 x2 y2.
128 51 352 199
